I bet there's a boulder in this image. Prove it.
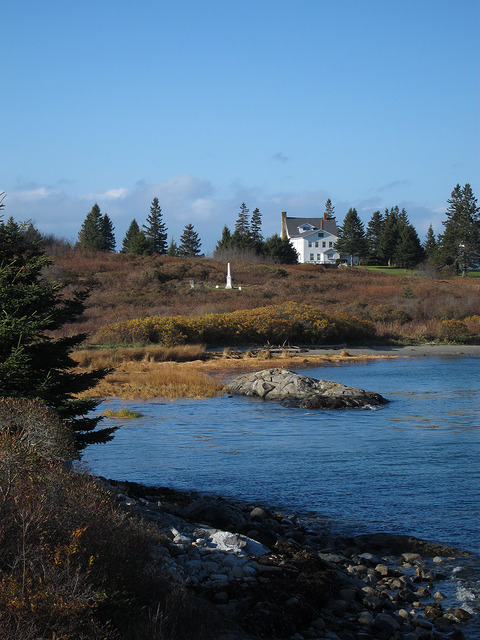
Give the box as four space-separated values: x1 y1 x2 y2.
226 368 388 409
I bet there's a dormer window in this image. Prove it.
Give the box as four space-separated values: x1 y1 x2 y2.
299 223 314 232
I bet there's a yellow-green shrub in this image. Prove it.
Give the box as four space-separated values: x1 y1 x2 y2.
93 302 376 347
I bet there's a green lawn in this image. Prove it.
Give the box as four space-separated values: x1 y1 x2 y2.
356 265 413 275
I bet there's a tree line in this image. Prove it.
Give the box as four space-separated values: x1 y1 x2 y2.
74 184 479 272
76 197 202 257
214 202 298 263
334 183 479 273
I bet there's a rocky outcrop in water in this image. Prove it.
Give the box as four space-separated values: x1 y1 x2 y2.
226 368 388 409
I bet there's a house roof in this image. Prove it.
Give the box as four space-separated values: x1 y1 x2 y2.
286 216 338 238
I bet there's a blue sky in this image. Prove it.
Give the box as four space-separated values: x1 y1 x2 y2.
2 0 479 253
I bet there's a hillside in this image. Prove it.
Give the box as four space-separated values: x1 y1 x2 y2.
49 249 480 346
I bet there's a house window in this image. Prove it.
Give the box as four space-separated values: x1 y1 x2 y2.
322 241 326 248
308 241 313 247
309 253 314 261
316 254 321 261
318 232 324 237
329 241 333 247
315 241 319 247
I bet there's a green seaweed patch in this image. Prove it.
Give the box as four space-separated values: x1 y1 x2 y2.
102 407 143 419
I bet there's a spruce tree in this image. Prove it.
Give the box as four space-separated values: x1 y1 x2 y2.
215 225 232 253
438 184 480 275
121 219 150 255
167 238 179 256
324 198 335 218
394 223 425 268
263 234 298 264
334 208 367 266
378 207 400 266
424 225 438 263
250 207 263 250
143 197 168 254
178 223 202 257
100 213 116 252
365 210 384 265
0 212 115 452
231 203 251 250
77 203 104 250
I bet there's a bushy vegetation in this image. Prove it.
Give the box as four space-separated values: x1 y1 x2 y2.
0 399 214 639
93 302 376 347
44 248 480 346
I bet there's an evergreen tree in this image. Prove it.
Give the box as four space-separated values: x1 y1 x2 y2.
215 225 233 253
100 213 116 252
378 207 400 266
231 203 251 250
424 225 438 263
121 219 150 255
263 234 298 264
324 198 335 218
143 197 168 255
394 223 425 268
0 212 115 452
438 184 480 275
178 223 202 257
365 210 384 265
334 208 367 266
250 207 263 250
76 203 104 250
167 238 179 256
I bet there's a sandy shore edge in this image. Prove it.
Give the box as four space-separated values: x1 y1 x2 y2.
305 344 480 357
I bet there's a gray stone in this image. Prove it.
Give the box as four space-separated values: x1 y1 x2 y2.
226 368 388 409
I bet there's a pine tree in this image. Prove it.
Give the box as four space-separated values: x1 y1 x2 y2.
167 238 179 256
424 225 438 263
143 197 168 254
100 213 116 252
178 223 202 257
378 207 400 266
250 208 263 250
77 203 104 250
263 234 298 264
0 212 115 452
394 223 425 268
334 208 367 266
231 203 251 249
365 210 384 265
215 225 233 253
324 198 335 218
121 219 150 255
438 184 480 275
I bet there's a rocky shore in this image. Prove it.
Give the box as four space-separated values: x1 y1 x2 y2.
103 479 476 640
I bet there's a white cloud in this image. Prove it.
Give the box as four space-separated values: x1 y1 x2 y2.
86 188 129 200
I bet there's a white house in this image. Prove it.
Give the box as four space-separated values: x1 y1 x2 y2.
281 211 341 265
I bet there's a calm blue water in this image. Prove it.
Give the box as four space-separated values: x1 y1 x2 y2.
84 355 479 554
84 355 480 633
84 355 479 552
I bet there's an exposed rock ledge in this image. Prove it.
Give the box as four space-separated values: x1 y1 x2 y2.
227 368 388 409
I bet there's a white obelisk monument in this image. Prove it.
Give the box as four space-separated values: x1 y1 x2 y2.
226 262 233 289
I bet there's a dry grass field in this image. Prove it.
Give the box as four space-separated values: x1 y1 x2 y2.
51 248 480 347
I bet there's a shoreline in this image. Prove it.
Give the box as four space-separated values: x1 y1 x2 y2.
304 344 480 358
105 477 478 640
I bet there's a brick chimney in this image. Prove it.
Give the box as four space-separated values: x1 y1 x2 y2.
281 211 288 239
